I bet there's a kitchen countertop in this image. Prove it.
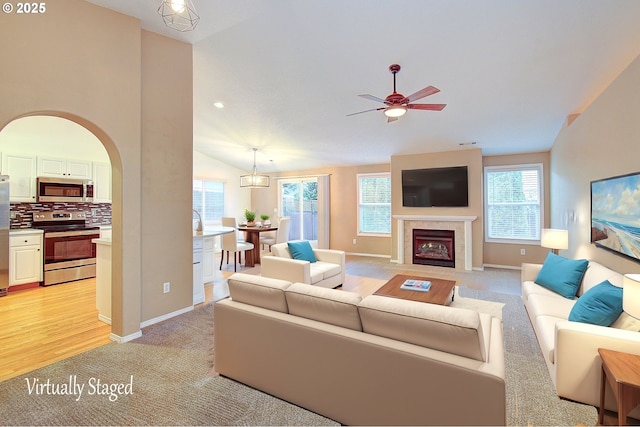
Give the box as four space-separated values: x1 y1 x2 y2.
193 226 235 238
10 228 43 234
92 237 112 245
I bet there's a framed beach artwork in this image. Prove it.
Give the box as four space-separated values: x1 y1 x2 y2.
591 171 640 262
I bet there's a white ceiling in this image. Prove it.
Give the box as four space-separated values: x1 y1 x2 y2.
86 0 640 174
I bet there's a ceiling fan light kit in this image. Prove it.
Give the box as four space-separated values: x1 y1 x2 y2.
348 64 446 122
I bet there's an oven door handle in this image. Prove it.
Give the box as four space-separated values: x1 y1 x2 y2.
45 230 101 238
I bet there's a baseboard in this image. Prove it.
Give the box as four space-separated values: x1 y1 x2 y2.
139 306 194 329
98 314 112 325
483 263 522 271
109 330 142 343
346 252 391 259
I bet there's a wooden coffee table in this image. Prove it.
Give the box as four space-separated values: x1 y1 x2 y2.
374 274 456 306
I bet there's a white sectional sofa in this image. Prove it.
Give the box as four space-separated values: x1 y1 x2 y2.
261 241 345 288
214 273 506 426
522 259 640 416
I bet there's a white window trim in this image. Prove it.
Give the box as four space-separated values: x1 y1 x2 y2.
483 163 544 244
357 172 391 237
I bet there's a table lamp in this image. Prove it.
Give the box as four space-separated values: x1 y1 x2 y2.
623 274 640 319
541 228 569 254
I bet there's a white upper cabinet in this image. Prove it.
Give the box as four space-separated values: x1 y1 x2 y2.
37 156 92 179
1 153 37 202
92 162 112 203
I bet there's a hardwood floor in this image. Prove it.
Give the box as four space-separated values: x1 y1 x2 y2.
0 253 520 383
0 279 111 382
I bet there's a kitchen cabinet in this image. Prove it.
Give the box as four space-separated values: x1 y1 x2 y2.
9 230 43 286
37 156 92 179
202 236 216 283
92 237 111 324
92 162 111 203
1 153 37 202
193 237 204 305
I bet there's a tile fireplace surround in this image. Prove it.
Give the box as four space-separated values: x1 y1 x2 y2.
394 215 477 271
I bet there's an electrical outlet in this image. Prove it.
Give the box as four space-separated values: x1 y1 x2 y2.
352 238 356 244
520 249 526 255
163 282 170 293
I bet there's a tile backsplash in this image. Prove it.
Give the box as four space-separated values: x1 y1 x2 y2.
10 202 112 229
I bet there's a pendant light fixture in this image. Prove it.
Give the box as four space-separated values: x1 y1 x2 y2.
240 148 270 188
157 0 200 32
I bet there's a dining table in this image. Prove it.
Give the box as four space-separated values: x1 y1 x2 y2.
237 225 278 267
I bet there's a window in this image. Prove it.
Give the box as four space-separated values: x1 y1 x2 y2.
357 173 391 235
484 164 543 243
193 180 225 226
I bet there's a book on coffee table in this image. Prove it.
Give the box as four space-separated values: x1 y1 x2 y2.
400 279 432 292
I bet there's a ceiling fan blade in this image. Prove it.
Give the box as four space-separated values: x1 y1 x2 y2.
387 116 399 123
358 94 387 104
401 86 440 104
346 107 385 116
407 103 447 111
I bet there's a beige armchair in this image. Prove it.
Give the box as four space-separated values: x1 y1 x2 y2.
261 241 345 288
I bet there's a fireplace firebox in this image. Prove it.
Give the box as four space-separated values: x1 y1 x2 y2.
413 229 455 268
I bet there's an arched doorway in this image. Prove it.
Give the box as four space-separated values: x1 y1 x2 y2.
0 113 123 378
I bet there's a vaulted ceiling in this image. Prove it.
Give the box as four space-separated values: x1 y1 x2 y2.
87 0 640 173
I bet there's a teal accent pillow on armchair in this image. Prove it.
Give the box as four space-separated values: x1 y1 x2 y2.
287 241 317 263
534 252 589 299
569 280 623 326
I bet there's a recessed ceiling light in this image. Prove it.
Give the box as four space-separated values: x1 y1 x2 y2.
213 102 224 109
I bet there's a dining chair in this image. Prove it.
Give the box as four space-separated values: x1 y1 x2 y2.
260 217 291 252
220 217 254 271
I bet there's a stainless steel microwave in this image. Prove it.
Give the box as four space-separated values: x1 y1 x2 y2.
36 177 94 203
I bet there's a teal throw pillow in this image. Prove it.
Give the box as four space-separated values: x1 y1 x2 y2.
568 280 623 326
287 241 317 263
534 252 588 299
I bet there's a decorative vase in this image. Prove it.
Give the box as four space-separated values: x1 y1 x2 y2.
247 221 255 227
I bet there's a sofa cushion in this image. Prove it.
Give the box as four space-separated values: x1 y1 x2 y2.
358 295 487 362
568 280 623 326
611 312 640 331
311 261 341 279
535 253 589 299
581 261 624 294
288 241 317 263
285 283 363 330
227 273 291 313
527 293 576 319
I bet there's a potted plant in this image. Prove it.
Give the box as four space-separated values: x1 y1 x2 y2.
260 214 271 226
244 209 256 226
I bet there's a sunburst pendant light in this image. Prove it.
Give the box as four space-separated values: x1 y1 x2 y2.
240 148 270 188
157 0 200 32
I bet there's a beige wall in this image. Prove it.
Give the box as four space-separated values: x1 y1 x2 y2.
252 163 392 256
391 148 484 268
193 150 252 222
0 1 194 336
551 53 640 275
140 31 194 321
483 152 551 267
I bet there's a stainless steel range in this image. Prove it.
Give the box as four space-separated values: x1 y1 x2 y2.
32 211 100 286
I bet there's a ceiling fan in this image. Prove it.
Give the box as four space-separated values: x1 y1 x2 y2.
347 64 446 122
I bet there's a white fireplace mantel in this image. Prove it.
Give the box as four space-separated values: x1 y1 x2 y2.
393 215 477 270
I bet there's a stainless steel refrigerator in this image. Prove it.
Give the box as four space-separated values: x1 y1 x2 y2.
0 175 8 296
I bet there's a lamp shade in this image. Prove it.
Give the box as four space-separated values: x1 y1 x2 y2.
623 274 640 319
541 228 569 253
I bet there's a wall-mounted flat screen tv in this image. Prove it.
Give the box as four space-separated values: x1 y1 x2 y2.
402 166 469 207
591 171 640 263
